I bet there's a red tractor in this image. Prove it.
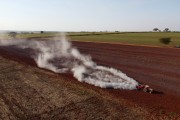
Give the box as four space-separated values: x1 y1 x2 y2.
136 84 153 93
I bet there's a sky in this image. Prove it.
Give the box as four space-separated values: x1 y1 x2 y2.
0 0 180 31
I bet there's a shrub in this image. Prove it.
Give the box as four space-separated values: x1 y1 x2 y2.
159 38 171 44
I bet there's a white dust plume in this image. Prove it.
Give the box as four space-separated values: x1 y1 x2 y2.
0 33 138 90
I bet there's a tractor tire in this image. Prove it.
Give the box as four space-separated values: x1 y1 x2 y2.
143 88 148 92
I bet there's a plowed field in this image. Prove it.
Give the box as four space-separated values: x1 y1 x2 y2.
0 40 180 119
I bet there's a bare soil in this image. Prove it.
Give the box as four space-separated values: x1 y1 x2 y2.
0 40 180 120
73 41 180 111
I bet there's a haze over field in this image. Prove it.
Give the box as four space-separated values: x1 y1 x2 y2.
0 0 180 31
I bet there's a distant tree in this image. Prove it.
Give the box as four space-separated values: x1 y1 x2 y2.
153 28 159 32
40 31 44 34
159 38 171 44
163 28 170 32
8 32 17 38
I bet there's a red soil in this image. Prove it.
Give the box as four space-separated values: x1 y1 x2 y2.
0 40 180 114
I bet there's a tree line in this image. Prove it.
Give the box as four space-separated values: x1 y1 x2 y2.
153 28 170 32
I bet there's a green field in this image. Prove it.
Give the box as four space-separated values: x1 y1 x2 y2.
70 32 180 47
1 32 180 47
0 32 57 39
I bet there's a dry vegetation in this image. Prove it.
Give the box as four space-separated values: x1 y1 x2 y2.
0 56 179 120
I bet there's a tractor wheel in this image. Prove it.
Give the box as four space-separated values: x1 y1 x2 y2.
149 89 153 94
143 88 148 92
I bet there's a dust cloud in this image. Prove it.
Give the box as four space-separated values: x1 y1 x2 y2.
0 33 138 90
